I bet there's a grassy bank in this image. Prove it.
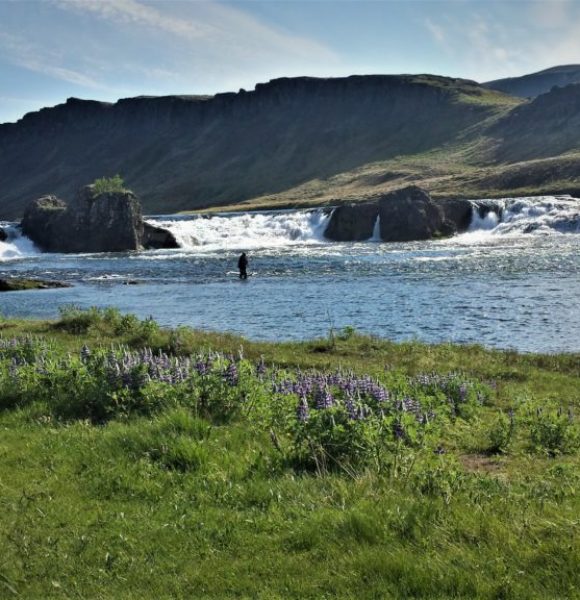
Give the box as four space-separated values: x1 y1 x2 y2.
0 309 579 599
188 150 580 215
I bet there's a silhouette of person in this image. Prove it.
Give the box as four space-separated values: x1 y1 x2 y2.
238 252 248 280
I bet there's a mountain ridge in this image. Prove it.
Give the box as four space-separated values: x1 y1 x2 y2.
484 64 580 98
1 70 580 219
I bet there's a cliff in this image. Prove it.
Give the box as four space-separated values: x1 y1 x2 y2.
0 75 515 219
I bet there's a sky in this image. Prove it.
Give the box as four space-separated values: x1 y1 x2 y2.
1 0 579 123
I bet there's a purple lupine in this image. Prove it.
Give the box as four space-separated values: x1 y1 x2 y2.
315 385 334 410
256 356 266 378
343 393 358 420
195 358 210 376
393 419 405 440
296 396 309 422
372 384 389 403
224 361 239 386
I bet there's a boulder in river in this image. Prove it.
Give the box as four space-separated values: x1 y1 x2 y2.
324 202 379 241
378 186 456 242
0 228 7 242
324 186 463 242
436 198 474 233
143 222 180 249
21 186 144 253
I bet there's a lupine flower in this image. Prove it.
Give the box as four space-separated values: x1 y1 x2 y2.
224 361 239 386
343 393 357 420
256 356 266 378
315 385 334 410
296 396 309 422
393 420 405 440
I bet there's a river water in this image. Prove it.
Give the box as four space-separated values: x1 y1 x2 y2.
1 195 579 353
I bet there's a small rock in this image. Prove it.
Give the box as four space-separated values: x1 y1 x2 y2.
0 278 71 292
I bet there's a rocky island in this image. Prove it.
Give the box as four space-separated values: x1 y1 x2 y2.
20 180 178 253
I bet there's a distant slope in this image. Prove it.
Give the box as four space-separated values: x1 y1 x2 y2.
490 82 580 161
0 75 517 219
484 65 580 98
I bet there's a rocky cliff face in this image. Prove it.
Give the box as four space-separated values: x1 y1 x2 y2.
22 186 144 253
0 75 511 219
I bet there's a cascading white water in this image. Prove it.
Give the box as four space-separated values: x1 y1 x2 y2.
146 209 332 251
0 224 39 261
467 195 580 236
369 215 381 241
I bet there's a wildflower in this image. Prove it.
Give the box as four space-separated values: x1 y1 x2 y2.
393 419 405 440
315 385 334 410
256 356 266 378
224 361 239 386
344 393 357 420
296 396 309 422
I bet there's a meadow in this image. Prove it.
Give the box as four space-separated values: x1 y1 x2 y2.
0 307 579 599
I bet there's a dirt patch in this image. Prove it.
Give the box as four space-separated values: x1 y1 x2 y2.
459 453 504 474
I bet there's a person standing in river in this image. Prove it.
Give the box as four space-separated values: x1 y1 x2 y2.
238 252 248 280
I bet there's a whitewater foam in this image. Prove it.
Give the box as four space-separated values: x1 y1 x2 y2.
0 225 40 261
146 209 331 252
463 195 580 238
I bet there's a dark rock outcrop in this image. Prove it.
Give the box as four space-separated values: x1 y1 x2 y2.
324 203 379 241
143 222 179 249
378 186 455 242
22 186 144 253
471 199 504 220
0 228 7 242
324 186 463 242
20 196 68 252
0 278 71 292
437 199 474 232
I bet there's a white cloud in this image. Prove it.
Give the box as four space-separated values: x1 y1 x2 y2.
51 0 215 39
425 17 446 45
423 4 580 82
0 31 106 89
530 0 573 29
49 0 337 66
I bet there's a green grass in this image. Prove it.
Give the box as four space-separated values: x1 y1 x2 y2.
91 174 128 196
0 311 579 599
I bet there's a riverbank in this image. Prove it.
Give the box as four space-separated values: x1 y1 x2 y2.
1 311 579 598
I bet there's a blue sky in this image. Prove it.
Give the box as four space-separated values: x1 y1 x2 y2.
1 0 579 123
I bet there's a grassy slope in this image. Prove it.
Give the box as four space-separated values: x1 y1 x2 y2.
195 147 580 214
0 315 579 599
192 86 580 213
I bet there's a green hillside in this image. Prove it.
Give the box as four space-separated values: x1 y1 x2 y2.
2 72 580 219
0 75 519 219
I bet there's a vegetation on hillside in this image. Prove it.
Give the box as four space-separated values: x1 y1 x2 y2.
0 308 579 598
